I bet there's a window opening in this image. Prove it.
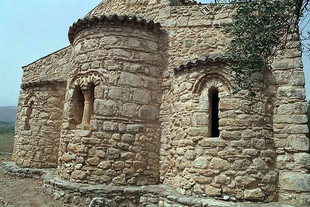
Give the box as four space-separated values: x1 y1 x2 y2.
72 83 95 129
24 101 34 130
209 87 220 137
72 86 85 127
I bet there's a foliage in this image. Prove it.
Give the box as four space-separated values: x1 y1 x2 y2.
224 0 299 96
0 121 15 133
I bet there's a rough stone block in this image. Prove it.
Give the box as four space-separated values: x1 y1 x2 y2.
220 131 241 140
205 185 222 196
287 135 309 151
251 158 268 170
209 158 230 170
122 134 135 142
113 49 132 58
235 176 256 187
119 72 141 87
277 103 308 115
133 89 152 103
94 100 117 116
100 36 118 45
138 105 159 120
274 115 308 124
293 153 310 169
126 124 145 132
192 157 210 169
244 188 264 201
279 172 310 191
87 156 100 166
108 87 130 101
103 121 118 131
278 86 306 99
284 124 309 134
192 112 208 127
106 148 120 159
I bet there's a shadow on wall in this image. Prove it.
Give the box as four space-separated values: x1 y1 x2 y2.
0 121 14 153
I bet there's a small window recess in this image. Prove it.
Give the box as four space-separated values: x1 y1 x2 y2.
209 87 220 137
24 101 34 130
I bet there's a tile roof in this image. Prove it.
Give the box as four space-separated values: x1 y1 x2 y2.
174 54 226 72
68 14 161 44
179 0 203 5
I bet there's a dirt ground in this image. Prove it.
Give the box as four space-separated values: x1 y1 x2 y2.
0 154 72 207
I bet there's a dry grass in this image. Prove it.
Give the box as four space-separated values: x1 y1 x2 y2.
0 131 14 153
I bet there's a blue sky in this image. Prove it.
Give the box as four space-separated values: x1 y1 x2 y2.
0 0 102 107
0 0 309 107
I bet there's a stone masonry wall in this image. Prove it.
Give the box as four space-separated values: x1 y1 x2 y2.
269 32 310 205
22 47 71 83
57 25 164 185
85 1 309 203
12 0 310 205
86 1 233 85
13 46 71 167
13 83 66 168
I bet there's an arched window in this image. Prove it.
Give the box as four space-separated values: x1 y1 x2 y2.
24 101 34 130
209 87 220 137
72 83 95 129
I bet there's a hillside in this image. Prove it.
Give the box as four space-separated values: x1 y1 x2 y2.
0 106 17 122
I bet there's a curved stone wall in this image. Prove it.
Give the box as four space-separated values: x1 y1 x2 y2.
160 63 277 202
57 19 163 185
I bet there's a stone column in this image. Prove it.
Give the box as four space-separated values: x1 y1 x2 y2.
81 89 92 128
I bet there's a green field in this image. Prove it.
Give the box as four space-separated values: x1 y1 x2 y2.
0 121 14 153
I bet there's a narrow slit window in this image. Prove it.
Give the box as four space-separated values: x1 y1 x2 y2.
72 86 85 127
209 87 220 137
24 101 34 130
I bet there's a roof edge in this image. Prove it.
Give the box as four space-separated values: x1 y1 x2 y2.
174 54 227 73
179 0 202 5
68 14 162 45
22 46 71 70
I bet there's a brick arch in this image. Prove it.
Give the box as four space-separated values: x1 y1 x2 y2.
70 70 107 90
193 72 232 96
23 92 39 106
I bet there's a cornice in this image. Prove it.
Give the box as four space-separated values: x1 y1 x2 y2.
68 14 161 44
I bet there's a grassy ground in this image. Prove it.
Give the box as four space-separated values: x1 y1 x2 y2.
0 121 14 153
0 131 14 153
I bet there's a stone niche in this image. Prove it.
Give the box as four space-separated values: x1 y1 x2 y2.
57 17 164 186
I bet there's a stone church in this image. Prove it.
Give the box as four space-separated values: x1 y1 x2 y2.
10 0 309 206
